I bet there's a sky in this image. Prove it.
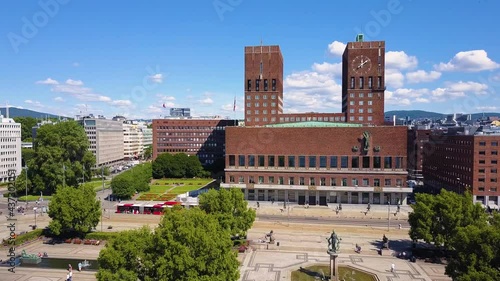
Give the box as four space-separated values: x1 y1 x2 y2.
1 0 500 119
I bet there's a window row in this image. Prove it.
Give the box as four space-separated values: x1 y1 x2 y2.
349 108 373 113
349 116 373 122
350 76 383 89
246 102 277 108
279 116 346 122
229 155 405 169
247 117 275 123
246 94 277 100
228 175 404 187
349 93 374 98
479 141 499 146
477 187 498 192
479 150 499 155
247 79 277 92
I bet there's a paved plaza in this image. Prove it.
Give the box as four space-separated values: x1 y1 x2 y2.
0 197 451 280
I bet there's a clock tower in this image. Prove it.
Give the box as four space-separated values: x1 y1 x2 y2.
342 34 385 125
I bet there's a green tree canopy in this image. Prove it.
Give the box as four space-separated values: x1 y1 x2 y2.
29 121 95 194
48 184 101 236
97 207 240 281
152 153 206 179
14 117 38 141
408 190 487 248
199 188 256 236
110 163 152 199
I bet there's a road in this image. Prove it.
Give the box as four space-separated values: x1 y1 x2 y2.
256 214 410 228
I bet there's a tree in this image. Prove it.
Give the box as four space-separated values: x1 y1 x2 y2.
110 163 152 198
97 207 240 281
152 153 206 179
143 145 152 160
110 176 135 199
14 117 38 141
21 148 35 166
48 185 101 236
408 190 487 248
29 121 95 194
199 188 256 237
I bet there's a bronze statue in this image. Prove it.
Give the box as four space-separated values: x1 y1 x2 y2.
327 230 341 253
362 131 370 152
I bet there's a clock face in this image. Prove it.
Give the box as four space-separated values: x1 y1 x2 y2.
352 55 372 74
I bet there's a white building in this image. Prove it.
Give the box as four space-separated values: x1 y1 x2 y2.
78 115 124 167
123 121 152 160
0 111 22 183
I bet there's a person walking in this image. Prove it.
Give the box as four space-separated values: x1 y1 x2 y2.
390 263 395 272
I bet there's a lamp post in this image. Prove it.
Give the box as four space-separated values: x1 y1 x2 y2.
388 202 391 232
457 178 461 194
99 197 103 232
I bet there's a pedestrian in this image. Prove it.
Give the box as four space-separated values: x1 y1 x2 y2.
391 263 395 272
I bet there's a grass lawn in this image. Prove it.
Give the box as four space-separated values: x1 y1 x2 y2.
149 185 173 193
153 178 212 186
18 195 53 202
291 265 376 281
137 178 212 200
169 185 202 194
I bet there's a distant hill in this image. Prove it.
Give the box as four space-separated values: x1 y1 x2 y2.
385 110 500 120
0 107 67 119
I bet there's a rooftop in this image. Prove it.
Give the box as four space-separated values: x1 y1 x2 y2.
265 121 363 128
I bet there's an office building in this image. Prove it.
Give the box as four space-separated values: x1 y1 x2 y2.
0 111 22 182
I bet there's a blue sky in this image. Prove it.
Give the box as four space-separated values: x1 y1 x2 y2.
1 0 499 119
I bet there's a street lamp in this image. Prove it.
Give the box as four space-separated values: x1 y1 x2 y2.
457 178 461 194
99 197 103 232
388 202 391 232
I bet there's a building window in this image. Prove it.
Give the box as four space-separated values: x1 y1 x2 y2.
299 177 305 185
299 156 306 167
271 94 276 99
350 101 354 106
350 109 355 113
310 177 316 186
248 155 255 166
368 93 373 97
258 176 264 184
377 76 382 89
492 168 498 173
246 102 251 107
246 95 251 100
330 156 338 168
358 116 364 121
247 80 251 91
385 179 392 186
479 169 485 173
384 157 392 168
368 76 373 89
362 156 370 168
229 176 235 183
278 176 284 184
288 156 295 167
319 156 327 168
272 79 276 91
368 108 373 113
229 155 235 166
268 155 275 167
238 155 245 166
258 155 265 167
309 156 316 168
359 109 364 113
396 179 403 186
395 157 403 168
350 116 354 121
255 103 259 107
263 95 267 99
256 79 260 91
350 93 355 98
350 77 355 89
331 178 337 186
254 110 259 114
278 156 285 167
492 160 498 165
374 179 380 187
352 156 359 168
352 178 358 186
341 178 348 186
479 186 485 191
269 176 274 184
368 116 373 121
249 176 255 183
492 151 498 155
264 79 268 91
479 141 486 146
289 177 295 185
479 151 486 155
320 177 326 186
359 101 364 105
363 178 369 186
341 156 348 168
492 141 499 146
368 100 373 105
359 77 364 89
238 176 244 183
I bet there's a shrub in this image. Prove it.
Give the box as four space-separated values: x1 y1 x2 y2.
3 229 44 246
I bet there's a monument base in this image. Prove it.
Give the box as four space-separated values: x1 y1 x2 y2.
327 250 338 281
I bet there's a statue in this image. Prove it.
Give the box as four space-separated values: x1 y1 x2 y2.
362 131 370 153
327 230 341 254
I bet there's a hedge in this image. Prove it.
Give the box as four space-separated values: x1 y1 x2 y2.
85 232 119 240
2 229 44 246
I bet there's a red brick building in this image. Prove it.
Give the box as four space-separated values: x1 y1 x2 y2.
423 134 500 208
152 118 237 165
407 128 432 181
221 124 411 205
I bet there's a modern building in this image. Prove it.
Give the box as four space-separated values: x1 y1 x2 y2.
78 115 124 167
152 118 238 165
423 131 500 208
123 120 152 160
170 108 191 117
222 124 411 205
0 111 22 183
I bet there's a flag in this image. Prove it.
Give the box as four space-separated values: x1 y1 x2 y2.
162 103 166 108
233 97 236 112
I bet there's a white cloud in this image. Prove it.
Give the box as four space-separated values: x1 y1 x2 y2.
385 69 405 88
284 71 342 112
156 94 176 102
65 79 84 86
385 88 430 106
150 74 163 83
54 97 64 102
435 50 500 72
108 99 134 108
327 41 346 57
36 78 59 85
385 90 411 106
447 81 488 94
24 99 44 108
386 51 418 70
199 97 214 105
406 70 441 83
311 62 342 77
476 106 499 111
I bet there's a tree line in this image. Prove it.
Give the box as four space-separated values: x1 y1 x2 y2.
110 163 152 199
97 188 256 281
152 152 209 179
409 190 500 280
